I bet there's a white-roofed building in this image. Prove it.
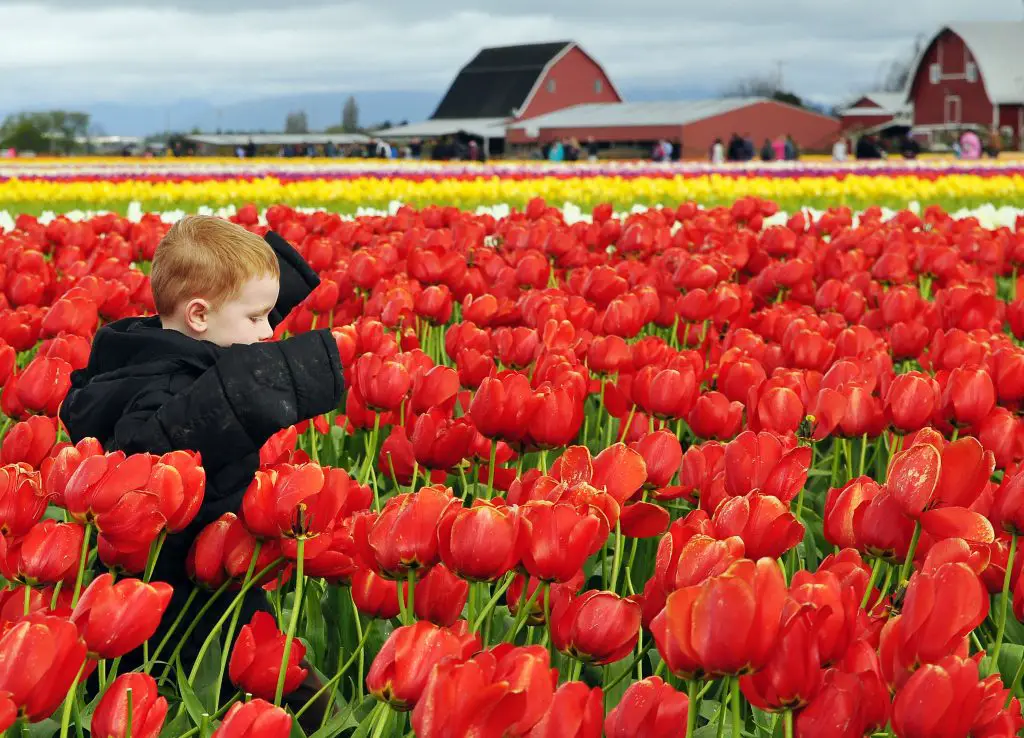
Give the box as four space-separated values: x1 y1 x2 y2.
505 98 840 156
837 92 913 136
905 22 1024 148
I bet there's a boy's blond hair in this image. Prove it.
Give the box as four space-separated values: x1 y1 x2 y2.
151 215 280 316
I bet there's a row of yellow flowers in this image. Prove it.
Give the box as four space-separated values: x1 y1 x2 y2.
1 173 1023 211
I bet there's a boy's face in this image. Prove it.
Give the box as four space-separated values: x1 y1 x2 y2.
188 275 279 347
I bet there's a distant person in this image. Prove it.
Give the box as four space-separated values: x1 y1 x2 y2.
548 140 564 162
587 136 599 162
760 138 775 161
832 136 848 161
565 138 580 162
960 129 982 160
741 133 756 161
711 137 725 164
467 140 480 161
235 145 245 158
726 133 744 162
900 134 921 159
410 138 423 159
987 127 1002 158
784 135 799 161
245 139 257 158
855 134 882 160
772 135 786 161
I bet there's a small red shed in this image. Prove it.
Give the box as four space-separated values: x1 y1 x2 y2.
505 98 840 156
906 22 1024 149
838 93 912 134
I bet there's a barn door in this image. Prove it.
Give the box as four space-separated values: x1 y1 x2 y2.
944 95 962 124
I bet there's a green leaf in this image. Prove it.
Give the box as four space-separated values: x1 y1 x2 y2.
159 710 192 738
175 654 210 727
997 643 1024 685
24 718 59 738
190 636 223 713
289 715 309 738
304 695 375 738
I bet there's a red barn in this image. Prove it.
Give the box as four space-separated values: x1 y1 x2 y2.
906 22 1024 149
378 41 621 149
838 92 912 135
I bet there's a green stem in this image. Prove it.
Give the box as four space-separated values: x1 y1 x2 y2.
125 688 133 738
603 649 649 692
898 520 922 585
503 582 543 642
609 518 624 593
58 662 87 738
472 574 514 633
686 679 698 738
370 703 390 738
274 538 305 706
214 541 262 710
857 433 868 477
731 677 741 738
293 624 373 721
861 557 883 609
991 533 1018 673
308 419 320 466
351 591 366 701
22 584 30 616
486 439 497 501
872 565 895 611
70 522 92 608
146 587 201 674
784 709 794 738
405 570 416 625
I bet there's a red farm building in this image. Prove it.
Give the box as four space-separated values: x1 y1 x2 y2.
378 41 621 154
838 92 912 136
505 98 840 157
904 22 1024 149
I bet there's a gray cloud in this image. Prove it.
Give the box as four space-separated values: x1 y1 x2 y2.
3 0 1022 110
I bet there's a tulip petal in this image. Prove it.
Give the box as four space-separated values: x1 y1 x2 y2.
592 444 647 504
619 502 670 539
887 443 941 518
921 507 995 544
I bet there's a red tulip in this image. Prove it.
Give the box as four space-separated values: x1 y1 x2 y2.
410 365 460 414
518 501 607 583
886 442 941 519
91 674 168 738
633 365 698 420
10 356 73 418
794 667 889 738
0 463 47 536
528 383 585 450
438 501 520 582
688 391 744 440
0 614 90 722
603 677 689 738
879 558 988 688
148 450 206 533
891 655 1022 738
351 567 404 619
991 468 1024 535
631 430 682 488
13 519 84 585
587 335 632 375
824 476 882 549
0 416 57 469
527 682 603 738
722 431 810 502
241 463 343 557
652 558 786 678
712 493 804 560
853 489 916 562
410 411 474 471
550 590 641 665
414 564 470 627
210 699 292 738
368 485 454 578
788 569 860 666
506 571 583 627
229 612 308 701
885 371 940 433
740 603 824 711
367 620 480 710
187 513 282 590
0 693 14 735
71 573 173 659
353 353 411 411
469 373 538 444
942 366 995 427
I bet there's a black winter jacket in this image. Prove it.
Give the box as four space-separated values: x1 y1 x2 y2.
59 231 344 584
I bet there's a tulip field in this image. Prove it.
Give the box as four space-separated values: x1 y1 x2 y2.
7 158 1024 738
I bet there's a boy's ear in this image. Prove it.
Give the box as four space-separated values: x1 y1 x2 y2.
183 298 210 333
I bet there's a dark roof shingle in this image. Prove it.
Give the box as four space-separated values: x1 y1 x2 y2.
431 41 573 120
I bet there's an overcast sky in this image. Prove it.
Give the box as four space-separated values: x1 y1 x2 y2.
3 0 1023 109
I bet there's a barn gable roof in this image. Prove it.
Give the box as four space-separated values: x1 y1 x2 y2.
908 22 1024 104
431 41 574 120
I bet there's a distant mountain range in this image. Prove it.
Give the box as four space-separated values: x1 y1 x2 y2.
0 84 827 138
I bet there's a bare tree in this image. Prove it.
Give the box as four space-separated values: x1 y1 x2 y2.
342 96 360 133
722 74 803 108
284 110 309 134
879 35 924 92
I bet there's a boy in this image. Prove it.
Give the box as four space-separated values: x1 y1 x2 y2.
60 215 343 724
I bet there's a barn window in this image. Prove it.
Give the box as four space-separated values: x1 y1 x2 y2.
929 64 941 84
594 79 603 93
966 61 978 83
547 79 556 93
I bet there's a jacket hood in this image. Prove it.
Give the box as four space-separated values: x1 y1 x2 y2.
60 317 223 445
